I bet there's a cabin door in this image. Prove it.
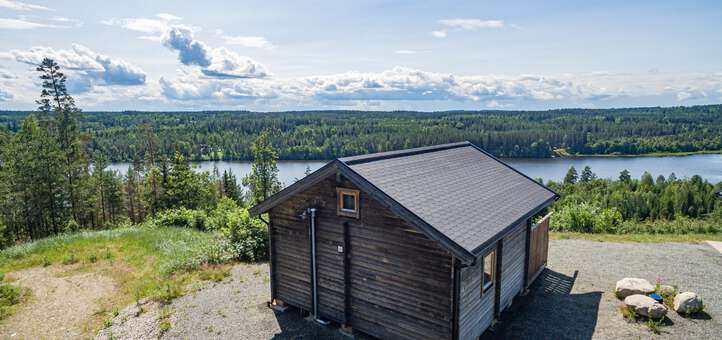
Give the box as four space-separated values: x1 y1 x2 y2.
310 207 346 323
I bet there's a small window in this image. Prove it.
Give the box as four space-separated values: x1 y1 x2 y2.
481 250 496 294
337 188 359 218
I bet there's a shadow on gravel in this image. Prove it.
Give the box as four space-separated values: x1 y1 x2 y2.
482 269 602 340
270 307 377 340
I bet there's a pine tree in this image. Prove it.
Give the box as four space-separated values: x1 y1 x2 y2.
35 58 89 226
243 129 282 205
619 169 632 183
580 166 596 182
563 166 578 184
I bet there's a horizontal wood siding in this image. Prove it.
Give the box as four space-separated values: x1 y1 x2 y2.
457 251 495 340
270 205 311 310
499 221 526 310
269 175 454 339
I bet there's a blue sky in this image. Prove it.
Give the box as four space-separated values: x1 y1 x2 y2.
1 0 721 111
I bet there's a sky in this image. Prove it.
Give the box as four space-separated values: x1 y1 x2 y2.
1 0 721 111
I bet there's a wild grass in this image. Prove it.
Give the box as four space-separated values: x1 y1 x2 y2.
551 232 722 243
0 226 237 309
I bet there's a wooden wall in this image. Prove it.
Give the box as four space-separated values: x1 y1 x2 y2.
456 220 528 340
499 221 527 310
268 174 454 339
457 251 495 340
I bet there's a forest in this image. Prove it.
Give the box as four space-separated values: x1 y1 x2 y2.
0 59 721 250
1 105 721 161
547 166 722 234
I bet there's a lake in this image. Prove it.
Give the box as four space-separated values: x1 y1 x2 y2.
109 153 722 187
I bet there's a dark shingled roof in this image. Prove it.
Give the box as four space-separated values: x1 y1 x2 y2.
251 141 558 262
341 142 557 254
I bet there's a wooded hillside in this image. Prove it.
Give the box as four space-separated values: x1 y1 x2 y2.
2 105 722 161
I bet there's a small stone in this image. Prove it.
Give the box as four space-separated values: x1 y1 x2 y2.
616 278 655 299
624 294 668 319
673 292 704 314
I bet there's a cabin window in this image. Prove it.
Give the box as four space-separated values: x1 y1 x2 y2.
481 250 496 294
337 188 360 218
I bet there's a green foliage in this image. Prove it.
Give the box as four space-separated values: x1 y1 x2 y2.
243 129 282 205
0 281 21 320
563 166 578 184
207 198 268 262
153 282 184 303
198 268 230 282
153 208 208 230
548 169 722 234
61 252 78 265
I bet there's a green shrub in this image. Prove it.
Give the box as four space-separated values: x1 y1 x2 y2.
207 198 268 262
0 284 20 306
153 208 208 230
552 203 623 233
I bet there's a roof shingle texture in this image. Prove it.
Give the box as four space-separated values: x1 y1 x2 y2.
345 145 556 252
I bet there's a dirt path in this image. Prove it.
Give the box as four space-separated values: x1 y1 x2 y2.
0 265 117 340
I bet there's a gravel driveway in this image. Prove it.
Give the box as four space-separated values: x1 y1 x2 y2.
157 240 720 340
487 239 721 340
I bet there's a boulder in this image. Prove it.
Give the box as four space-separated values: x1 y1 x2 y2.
673 292 704 314
616 278 655 298
624 294 668 319
656 284 676 296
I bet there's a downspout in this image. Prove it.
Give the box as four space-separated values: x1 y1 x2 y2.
309 208 319 320
308 208 328 325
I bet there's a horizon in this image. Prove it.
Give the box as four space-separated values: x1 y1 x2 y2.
3 102 721 114
1 0 722 111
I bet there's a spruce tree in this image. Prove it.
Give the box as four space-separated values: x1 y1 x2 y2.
563 166 578 184
580 166 596 183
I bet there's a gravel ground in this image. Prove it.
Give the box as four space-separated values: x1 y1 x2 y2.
162 263 361 340
102 240 720 339
487 240 722 340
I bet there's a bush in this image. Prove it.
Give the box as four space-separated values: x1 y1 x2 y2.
552 203 623 233
207 198 268 262
153 208 208 230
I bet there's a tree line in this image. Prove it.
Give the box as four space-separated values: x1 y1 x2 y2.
548 166 722 233
2 105 721 162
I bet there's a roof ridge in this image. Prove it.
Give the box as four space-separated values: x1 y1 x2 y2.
340 141 471 165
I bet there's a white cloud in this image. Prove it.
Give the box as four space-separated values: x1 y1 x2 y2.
161 25 268 79
9 44 146 91
438 18 504 30
395 49 417 55
102 13 181 35
156 13 181 22
222 35 274 49
159 70 277 102
0 0 52 11
431 30 447 38
0 17 57 29
0 86 12 101
0 68 16 79
52 16 83 27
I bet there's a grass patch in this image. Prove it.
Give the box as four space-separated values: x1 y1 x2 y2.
551 232 722 243
0 226 238 332
0 277 28 320
198 267 230 282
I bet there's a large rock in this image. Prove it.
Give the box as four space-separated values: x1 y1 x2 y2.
673 292 704 314
624 294 668 319
616 278 655 298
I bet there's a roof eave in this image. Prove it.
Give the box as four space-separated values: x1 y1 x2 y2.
248 160 337 216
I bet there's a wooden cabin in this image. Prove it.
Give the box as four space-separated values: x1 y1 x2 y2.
250 142 558 340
